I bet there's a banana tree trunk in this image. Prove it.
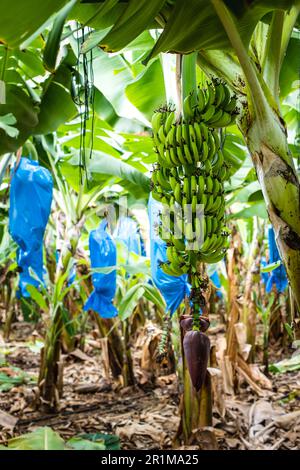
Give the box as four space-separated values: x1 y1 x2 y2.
242 116 300 310
175 316 212 445
39 223 82 411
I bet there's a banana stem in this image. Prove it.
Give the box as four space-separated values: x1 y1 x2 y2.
181 52 197 105
1 46 9 82
211 0 270 125
262 10 284 100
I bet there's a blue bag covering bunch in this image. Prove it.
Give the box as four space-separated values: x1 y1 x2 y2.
84 220 118 318
210 270 222 298
113 216 146 257
148 194 190 316
9 157 53 297
264 226 288 293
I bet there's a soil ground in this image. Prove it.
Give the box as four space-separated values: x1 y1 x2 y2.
0 319 299 450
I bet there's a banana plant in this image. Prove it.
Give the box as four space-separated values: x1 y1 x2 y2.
76 0 300 308
254 292 277 373
86 242 165 386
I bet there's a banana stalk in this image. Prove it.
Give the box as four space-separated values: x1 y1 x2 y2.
38 221 82 411
244 117 300 309
201 2 300 310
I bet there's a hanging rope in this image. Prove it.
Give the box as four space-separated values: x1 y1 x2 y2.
72 24 95 185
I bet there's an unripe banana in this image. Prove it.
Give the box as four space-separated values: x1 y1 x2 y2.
201 140 209 161
183 93 194 122
199 122 209 142
205 175 214 194
214 81 225 107
190 175 197 195
205 194 215 213
169 175 178 192
206 216 212 237
157 169 171 190
164 111 175 135
174 181 182 205
202 104 216 122
158 124 166 144
206 107 223 126
151 112 163 135
207 131 216 160
169 145 181 166
171 235 185 251
183 177 191 203
205 84 216 106
211 110 232 127
193 121 203 152
220 83 231 108
224 95 237 113
197 87 206 112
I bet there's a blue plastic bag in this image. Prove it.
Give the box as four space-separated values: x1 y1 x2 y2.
265 226 288 293
113 216 146 257
148 194 190 316
84 220 117 318
9 157 53 297
210 270 222 298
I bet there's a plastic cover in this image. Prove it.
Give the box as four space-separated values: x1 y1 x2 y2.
210 270 222 298
9 157 53 297
265 226 288 293
148 194 190 316
84 219 118 318
113 216 146 257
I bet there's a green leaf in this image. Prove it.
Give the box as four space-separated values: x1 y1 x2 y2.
230 201 268 220
143 283 165 310
78 432 120 450
269 354 300 374
121 259 151 277
0 367 36 392
0 1 70 48
43 0 78 72
67 437 105 451
145 0 296 62
118 284 145 321
126 59 166 120
0 113 19 138
230 181 261 204
280 37 300 99
99 0 166 53
0 85 39 155
34 64 77 135
60 150 150 198
16 49 45 77
92 48 148 121
25 285 49 313
261 260 282 273
6 427 65 450
70 1 125 30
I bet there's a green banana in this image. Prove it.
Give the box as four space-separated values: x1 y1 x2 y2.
202 104 216 122
183 93 194 122
197 87 206 112
164 112 175 135
198 174 205 197
174 181 182 205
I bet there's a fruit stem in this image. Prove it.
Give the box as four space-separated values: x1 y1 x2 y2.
181 52 197 105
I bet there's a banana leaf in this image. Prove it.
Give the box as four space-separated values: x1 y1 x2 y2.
0 0 69 48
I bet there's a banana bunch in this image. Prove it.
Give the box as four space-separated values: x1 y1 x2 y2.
151 83 237 277
152 112 224 168
183 79 238 127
